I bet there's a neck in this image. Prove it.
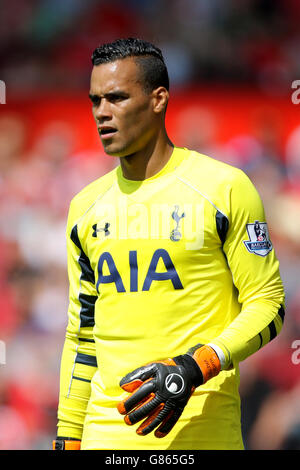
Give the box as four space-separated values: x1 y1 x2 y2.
119 130 174 181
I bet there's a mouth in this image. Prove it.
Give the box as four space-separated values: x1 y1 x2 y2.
98 126 117 140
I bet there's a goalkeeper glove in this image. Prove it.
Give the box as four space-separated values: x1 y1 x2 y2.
117 344 221 438
52 437 81 450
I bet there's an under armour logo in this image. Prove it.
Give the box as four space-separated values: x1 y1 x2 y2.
92 222 110 238
170 205 185 241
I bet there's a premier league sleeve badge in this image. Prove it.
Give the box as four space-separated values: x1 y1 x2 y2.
243 220 273 257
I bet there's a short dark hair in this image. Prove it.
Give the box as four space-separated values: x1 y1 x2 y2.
91 38 169 92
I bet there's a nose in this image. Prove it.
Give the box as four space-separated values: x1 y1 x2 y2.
95 98 112 122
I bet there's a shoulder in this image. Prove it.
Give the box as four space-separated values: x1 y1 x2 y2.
184 149 244 184
179 148 252 196
177 148 260 217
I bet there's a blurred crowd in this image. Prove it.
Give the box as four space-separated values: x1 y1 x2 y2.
1 0 300 92
0 0 299 450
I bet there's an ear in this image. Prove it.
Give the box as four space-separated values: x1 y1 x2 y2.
152 87 169 114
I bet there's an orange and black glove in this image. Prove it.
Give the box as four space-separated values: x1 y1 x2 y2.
117 344 221 438
52 437 81 450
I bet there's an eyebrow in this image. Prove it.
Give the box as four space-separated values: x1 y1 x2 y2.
88 91 129 101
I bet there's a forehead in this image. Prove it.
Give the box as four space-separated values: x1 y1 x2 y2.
90 57 143 94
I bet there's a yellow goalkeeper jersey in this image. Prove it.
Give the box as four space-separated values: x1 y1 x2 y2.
57 146 285 450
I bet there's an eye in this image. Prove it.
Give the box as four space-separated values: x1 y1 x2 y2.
89 95 100 106
107 93 128 103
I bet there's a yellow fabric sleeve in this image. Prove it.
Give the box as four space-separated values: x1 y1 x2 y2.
56 337 96 439
209 170 285 368
56 200 98 439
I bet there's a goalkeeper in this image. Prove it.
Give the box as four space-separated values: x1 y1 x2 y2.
53 38 285 450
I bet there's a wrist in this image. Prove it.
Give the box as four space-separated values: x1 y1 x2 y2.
53 437 81 450
173 353 204 387
187 344 221 384
206 343 226 369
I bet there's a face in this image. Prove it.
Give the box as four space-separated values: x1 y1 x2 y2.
89 57 167 157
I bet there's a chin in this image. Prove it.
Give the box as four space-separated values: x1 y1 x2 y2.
104 150 129 158
103 150 121 157
102 144 132 158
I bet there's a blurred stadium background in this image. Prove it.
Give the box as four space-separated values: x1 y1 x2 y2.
0 0 300 450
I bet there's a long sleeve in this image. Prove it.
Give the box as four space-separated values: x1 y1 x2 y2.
56 200 98 439
209 169 285 368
